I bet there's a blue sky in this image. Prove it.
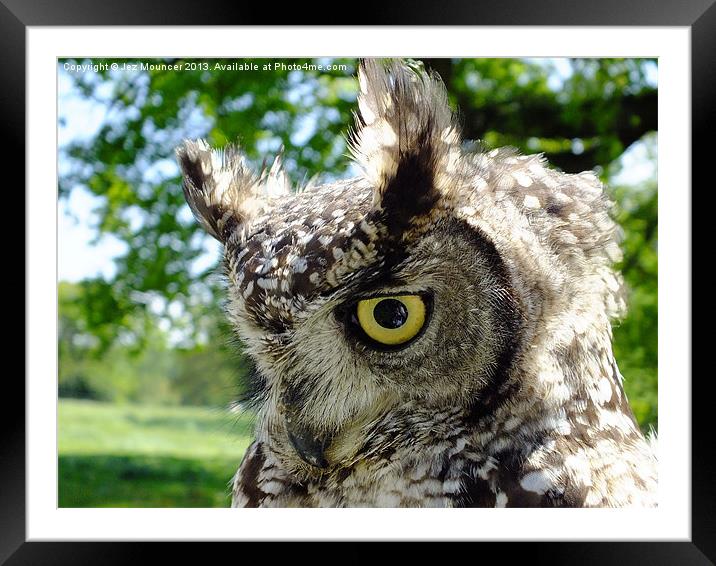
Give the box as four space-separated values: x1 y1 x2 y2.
58 59 657 283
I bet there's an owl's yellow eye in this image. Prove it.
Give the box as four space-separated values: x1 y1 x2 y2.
354 294 427 347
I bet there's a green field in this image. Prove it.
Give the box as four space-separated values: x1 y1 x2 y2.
58 399 255 507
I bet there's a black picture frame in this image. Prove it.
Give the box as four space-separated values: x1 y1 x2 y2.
6 1 708 563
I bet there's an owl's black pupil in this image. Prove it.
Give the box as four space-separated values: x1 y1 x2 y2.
373 299 409 329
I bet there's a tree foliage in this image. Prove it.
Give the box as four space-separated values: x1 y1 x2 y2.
58 57 658 429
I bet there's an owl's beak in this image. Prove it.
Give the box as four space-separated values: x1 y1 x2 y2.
282 385 333 468
285 417 331 469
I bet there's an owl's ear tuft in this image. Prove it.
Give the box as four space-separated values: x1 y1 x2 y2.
349 59 462 236
176 140 290 242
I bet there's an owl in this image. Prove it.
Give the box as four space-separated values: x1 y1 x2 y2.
176 59 657 507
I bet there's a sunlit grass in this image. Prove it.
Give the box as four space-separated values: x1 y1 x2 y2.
58 399 255 507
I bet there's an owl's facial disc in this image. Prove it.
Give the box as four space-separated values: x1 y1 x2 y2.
235 217 523 471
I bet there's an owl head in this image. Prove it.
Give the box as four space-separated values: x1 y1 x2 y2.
176 60 626 474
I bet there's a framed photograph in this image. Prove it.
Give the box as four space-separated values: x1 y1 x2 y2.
9 0 708 562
